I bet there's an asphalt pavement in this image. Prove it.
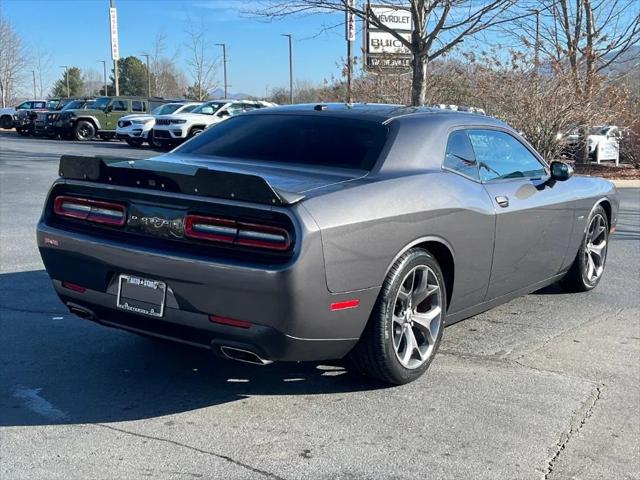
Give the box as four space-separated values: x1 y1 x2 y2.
0 131 639 480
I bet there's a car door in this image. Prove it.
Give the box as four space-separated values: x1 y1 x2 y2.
470 129 575 300
105 99 129 130
441 130 496 312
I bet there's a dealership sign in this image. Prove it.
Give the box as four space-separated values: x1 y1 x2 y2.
109 7 119 61
368 31 411 54
372 5 412 31
366 4 412 71
346 0 356 41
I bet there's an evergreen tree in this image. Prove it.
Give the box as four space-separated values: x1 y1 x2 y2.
51 67 83 98
107 56 150 96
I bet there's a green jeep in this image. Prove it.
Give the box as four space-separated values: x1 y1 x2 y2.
57 96 167 141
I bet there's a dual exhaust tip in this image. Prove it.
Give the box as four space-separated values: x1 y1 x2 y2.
219 345 272 366
66 302 271 366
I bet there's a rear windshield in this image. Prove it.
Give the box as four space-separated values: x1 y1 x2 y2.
175 114 388 170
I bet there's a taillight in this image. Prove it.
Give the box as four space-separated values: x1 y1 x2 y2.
53 196 126 226
209 315 252 329
185 214 291 251
62 281 86 293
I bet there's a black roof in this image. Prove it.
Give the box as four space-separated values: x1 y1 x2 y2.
246 102 499 125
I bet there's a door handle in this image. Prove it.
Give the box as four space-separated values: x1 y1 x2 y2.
495 196 509 208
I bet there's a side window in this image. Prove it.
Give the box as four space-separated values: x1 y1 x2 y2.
132 100 144 112
112 100 128 111
444 130 478 180
17 102 31 109
225 104 244 116
468 129 547 182
34 102 46 109
242 103 258 112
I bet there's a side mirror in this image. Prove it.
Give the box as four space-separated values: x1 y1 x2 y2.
550 161 573 181
218 110 230 118
104 105 113 113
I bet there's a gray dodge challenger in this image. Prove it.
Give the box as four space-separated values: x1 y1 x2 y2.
37 103 619 384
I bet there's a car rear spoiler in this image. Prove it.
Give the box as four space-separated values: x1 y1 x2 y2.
58 155 304 206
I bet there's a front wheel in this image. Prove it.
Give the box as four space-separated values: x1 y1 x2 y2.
0 115 13 129
147 130 162 148
562 205 609 292
348 248 446 385
125 138 144 147
188 127 203 138
74 120 95 141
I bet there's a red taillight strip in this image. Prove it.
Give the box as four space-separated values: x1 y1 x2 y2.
53 196 126 227
184 215 291 251
62 281 86 293
236 221 291 251
209 315 252 329
184 215 237 243
330 299 360 311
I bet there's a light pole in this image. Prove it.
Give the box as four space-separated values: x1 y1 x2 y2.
216 43 228 99
281 34 293 104
98 60 108 96
59 65 70 97
31 70 37 99
140 53 151 97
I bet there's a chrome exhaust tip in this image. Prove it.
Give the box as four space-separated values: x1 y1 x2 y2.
66 302 96 320
219 346 272 365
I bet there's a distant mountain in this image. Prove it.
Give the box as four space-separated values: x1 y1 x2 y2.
209 88 253 100
601 45 639 75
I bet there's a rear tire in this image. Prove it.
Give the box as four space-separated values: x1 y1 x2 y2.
562 205 609 292
348 248 446 385
74 120 95 141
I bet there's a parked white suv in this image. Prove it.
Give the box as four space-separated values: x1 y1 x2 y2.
116 102 202 147
0 100 47 129
152 100 276 147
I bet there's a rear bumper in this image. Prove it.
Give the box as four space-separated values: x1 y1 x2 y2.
56 282 356 361
37 213 378 362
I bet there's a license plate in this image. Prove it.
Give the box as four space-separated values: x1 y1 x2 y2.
116 274 166 317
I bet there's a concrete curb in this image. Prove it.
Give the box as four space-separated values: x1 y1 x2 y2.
611 179 640 188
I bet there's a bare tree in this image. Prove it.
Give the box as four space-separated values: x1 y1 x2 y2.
147 30 187 98
515 0 640 161
184 17 218 101
0 9 28 107
32 45 53 99
81 68 103 96
255 0 525 105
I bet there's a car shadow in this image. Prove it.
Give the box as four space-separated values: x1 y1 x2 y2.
531 283 566 295
0 270 384 428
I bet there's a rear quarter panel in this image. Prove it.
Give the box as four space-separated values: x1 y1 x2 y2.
302 171 496 315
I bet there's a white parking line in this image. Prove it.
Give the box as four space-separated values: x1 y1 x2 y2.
13 386 69 421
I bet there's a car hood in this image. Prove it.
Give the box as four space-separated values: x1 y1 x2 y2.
157 112 210 120
65 108 102 115
156 153 368 195
120 114 153 121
